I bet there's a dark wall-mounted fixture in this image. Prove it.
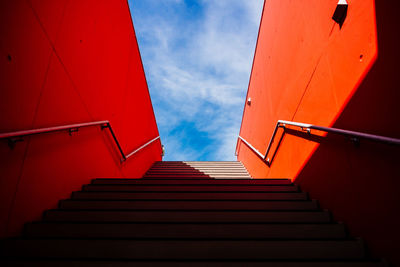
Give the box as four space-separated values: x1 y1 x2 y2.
332 0 348 29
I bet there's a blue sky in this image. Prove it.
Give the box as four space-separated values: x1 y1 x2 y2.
128 0 263 161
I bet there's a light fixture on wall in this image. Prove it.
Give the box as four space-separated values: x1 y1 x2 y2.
332 0 348 29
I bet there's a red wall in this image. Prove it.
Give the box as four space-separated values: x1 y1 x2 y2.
238 0 400 264
0 0 161 237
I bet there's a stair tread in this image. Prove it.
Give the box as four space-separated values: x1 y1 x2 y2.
59 200 319 210
149 170 248 172
71 192 308 200
143 177 251 179
92 179 291 185
1 239 366 260
43 210 331 223
25 222 346 239
82 185 299 192
0 260 386 267
141 178 255 180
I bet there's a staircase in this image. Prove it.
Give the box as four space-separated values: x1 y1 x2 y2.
1 161 384 266
144 161 251 179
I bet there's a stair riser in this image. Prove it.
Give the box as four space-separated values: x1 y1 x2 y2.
150 167 247 170
144 175 249 177
82 185 299 192
156 170 247 172
0 260 386 267
154 165 246 167
43 211 331 223
141 177 216 180
143 175 213 177
92 179 291 185
154 162 245 165
25 223 346 239
145 174 250 178
143 176 251 179
146 169 248 172
71 192 308 200
92 179 291 186
148 166 247 169
1 240 366 260
142 175 250 178
59 200 319 211
149 169 247 171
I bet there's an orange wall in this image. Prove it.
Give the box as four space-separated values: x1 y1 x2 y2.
0 0 161 237
238 0 400 264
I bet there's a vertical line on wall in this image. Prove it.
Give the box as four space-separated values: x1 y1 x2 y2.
26 0 94 120
290 54 324 121
29 52 54 128
25 0 71 128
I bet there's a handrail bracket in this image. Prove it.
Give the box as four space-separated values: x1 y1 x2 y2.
7 138 24 149
68 128 79 136
101 124 110 130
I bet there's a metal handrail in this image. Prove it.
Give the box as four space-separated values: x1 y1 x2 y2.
0 120 160 163
237 120 400 165
237 136 265 160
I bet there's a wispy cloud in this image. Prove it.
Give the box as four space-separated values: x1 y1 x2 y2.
129 0 263 161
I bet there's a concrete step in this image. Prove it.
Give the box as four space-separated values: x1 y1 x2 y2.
0 260 387 267
59 199 319 211
150 166 248 169
153 163 244 164
145 175 252 179
71 192 308 201
148 170 247 173
148 168 247 170
143 174 213 177
146 171 249 177
81 185 299 192
143 176 251 179
149 168 246 170
145 172 250 176
156 162 245 164
25 222 346 239
43 210 331 223
148 166 247 169
91 178 292 185
1 239 366 260
144 178 255 180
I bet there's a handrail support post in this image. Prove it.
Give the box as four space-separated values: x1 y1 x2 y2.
68 128 79 136
350 137 360 147
7 138 23 149
101 124 110 130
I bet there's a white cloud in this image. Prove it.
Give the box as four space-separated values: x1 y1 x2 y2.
129 0 264 161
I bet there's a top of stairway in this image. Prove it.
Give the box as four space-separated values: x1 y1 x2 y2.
146 161 252 179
